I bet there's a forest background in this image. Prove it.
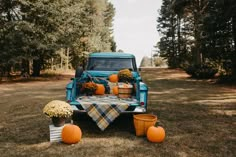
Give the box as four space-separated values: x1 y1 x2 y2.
0 0 236 81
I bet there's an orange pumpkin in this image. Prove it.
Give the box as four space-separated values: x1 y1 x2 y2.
95 84 105 95
61 124 82 144
147 126 165 143
112 86 119 95
109 74 118 83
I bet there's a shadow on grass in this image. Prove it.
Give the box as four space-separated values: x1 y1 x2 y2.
147 78 236 106
0 74 73 84
73 113 136 137
0 68 235 157
147 101 236 157
0 111 135 144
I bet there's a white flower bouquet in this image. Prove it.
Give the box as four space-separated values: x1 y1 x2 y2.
43 100 73 118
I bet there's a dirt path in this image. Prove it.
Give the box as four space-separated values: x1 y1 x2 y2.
0 69 235 157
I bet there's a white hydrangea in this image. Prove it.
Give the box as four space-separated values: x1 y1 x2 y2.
43 100 73 118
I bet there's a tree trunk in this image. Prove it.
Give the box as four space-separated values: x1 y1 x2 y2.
32 59 41 77
231 15 236 78
66 48 69 71
7 11 11 21
170 12 176 68
177 15 181 66
21 59 30 75
193 11 202 65
51 58 54 70
60 55 63 69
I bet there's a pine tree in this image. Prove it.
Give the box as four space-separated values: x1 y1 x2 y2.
157 0 179 68
0 0 116 76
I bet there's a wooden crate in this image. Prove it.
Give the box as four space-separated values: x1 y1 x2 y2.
118 87 132 98
49 125 64 142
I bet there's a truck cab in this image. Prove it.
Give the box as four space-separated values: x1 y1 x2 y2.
66 52 148 113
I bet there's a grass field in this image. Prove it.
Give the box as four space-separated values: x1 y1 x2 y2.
0 68 235 157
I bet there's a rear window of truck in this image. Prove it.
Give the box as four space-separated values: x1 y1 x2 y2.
87 58 137 71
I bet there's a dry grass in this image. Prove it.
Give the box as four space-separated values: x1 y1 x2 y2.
0 68 235 157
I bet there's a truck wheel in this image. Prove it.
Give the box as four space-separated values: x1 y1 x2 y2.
72 111 88 122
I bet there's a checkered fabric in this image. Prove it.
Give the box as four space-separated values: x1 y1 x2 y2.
78 96 135 130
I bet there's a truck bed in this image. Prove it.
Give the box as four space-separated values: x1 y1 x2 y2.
78 95 138 105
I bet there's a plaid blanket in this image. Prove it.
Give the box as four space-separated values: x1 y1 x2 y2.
78 96 133 130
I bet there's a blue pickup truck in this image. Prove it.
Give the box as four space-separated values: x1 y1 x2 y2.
66 52 148 113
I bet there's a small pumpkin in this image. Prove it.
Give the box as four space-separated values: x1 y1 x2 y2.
95 84 105 95
109 74 118 83
61 124 82 144
112 86 119 95
147 126 165 143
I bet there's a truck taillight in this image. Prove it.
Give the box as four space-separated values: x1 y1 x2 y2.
140 102 144 106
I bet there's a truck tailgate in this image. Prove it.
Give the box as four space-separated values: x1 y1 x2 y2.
71 95 145 113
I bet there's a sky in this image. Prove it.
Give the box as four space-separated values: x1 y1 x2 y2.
110 0 162 66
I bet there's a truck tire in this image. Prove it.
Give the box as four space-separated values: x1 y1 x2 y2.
72 111 88 122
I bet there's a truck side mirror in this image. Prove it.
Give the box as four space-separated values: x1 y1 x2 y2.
75 66 83 78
